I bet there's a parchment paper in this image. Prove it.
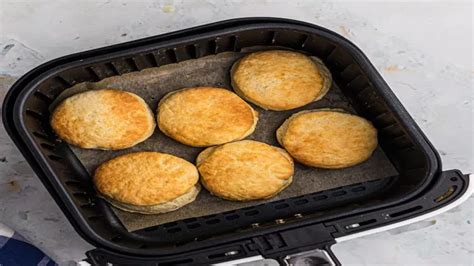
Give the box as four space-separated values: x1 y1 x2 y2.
51 49 398 232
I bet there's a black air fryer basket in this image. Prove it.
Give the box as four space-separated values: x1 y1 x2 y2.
3 18 471 265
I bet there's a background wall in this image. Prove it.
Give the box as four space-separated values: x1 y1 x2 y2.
0 0 472 265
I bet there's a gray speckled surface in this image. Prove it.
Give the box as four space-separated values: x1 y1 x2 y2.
0 1 472 265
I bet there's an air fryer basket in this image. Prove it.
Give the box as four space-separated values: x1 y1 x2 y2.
3 18 470 265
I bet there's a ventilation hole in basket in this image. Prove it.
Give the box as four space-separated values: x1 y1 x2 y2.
396 143 414 151
313 195 328 201
25 109 44 120
193 44 201 58
380 123 398 132
40 143 55 151
275 203 290 210
34 91 54 103
206 219 220 225
167 227 182 233
32 131 51 141
46 155 62 161
332 190 347 197
125 58 139 71
270 31 278 44
230 35 238 51
324 46 338 60
389 205 422 218
54 76 71 87
185 44 197 59
340 63 353 73
434 186 457 203
372 111 389 121
110 62 124 74
294 199 309 205
351 186 366 192
450 177 458 182
65 184 92 196
187 223 201 229
346 75 366 90
163 222 178 228
85 67 101 81
354 86 371 99
300 35 310 49
391 134 406 142
166 49 178 63
104 62 119 75
139 244 149 249
72 192 91 203
144 53 158 67
208 39 217 54
245 210 259 216
226 214 239 220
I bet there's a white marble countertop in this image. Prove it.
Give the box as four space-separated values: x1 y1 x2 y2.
0 1 472 265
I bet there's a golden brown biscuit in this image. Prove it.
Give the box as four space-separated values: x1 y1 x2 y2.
50 89 155 150
277 109 377 168
94 151 200 214
231 50 332 110
197 140 294 201
157 87 258 147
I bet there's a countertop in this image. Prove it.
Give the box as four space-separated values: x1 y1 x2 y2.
0 1 472 265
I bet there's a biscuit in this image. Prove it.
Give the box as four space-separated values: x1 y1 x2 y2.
94 151 200 214
231 50 332 110
277 109 377 168
196 140 294 201
157 87 258 147
50 89 155 150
